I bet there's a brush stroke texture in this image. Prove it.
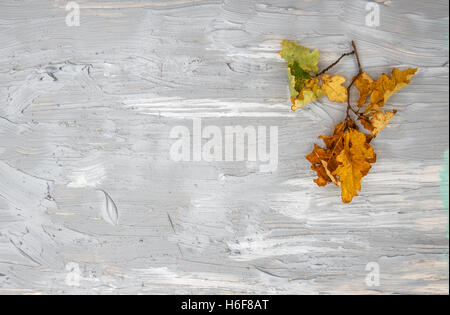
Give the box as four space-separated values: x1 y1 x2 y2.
0 0 448 295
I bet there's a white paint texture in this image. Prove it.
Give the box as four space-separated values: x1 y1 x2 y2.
0 0 449 295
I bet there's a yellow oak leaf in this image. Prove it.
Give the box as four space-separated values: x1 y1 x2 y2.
291 77 324 111
366 68 418 112
321 74 348 103
354 72 374 108
333 127 377 203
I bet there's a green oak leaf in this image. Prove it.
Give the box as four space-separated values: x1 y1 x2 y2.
280 40 320 74
288 61 312 98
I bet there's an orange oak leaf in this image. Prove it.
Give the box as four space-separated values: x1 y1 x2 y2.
306 144 334 187
306 121 358 187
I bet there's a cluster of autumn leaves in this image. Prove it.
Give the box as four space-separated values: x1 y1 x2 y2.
280 40 417 203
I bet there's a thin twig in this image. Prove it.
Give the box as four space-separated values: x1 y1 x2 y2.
352 41 362 74
346 75 360 120
316 51 355 77
346 41 363 120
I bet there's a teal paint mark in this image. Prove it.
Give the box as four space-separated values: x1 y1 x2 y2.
441 149 449 274
443 16 449 52
441 150 449 239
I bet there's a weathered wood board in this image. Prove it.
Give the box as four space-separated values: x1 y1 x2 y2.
0 0 448 294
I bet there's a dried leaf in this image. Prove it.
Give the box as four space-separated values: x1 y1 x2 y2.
333 127 377 203
280 40 418 203
280 41 321 110
306 144 332 187
354 72 374 108
321 159 339 186
360 108 397 137
321 74 348 103
366 68 418 112
306 121 355 187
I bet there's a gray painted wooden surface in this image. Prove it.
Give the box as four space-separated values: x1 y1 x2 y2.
0 0 448 295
